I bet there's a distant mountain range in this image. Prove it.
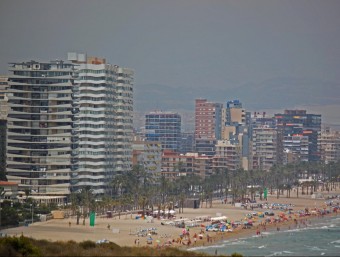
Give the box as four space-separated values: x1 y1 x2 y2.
134 77 340 112
133 77 340 129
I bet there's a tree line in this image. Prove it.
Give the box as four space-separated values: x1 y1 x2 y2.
68 160 340 220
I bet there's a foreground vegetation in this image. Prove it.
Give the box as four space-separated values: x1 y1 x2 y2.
0 235 235 257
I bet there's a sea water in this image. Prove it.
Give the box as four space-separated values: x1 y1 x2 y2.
189 215 340 256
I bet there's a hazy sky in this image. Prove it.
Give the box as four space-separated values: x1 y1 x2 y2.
1 0 339 86
1 0 340 126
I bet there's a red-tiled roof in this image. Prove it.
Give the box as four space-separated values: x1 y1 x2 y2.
0 181 18 186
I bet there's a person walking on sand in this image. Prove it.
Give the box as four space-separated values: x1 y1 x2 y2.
69 221 71 227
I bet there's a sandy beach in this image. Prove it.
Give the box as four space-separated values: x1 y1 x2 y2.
2 190 339 249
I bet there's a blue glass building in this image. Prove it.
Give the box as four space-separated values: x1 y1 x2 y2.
145 112 181 152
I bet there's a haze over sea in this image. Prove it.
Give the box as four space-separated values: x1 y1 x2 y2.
189 215 340 256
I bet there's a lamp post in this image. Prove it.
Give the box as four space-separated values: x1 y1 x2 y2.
30 203 33 225
0 188 5 229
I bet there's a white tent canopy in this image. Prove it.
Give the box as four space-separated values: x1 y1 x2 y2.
210 216 228 221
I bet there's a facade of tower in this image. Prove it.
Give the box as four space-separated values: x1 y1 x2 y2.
0 76 8 180
6 60 78 199
115 66 134 175
283 135 309 163
319 128 340 163
68 53 134 194
194 98 222 156
275 110 321 162
145 112 181 152
212 140 241 171
251 126 278 171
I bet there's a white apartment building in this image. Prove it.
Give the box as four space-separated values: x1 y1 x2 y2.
212 140 241 171
6 60 78 200
319 128 340 163
251 126 278 171
68 53 134 194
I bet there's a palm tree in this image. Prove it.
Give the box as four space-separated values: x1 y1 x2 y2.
294 180 301 198
80 186 94 225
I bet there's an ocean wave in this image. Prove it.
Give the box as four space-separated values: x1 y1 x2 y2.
187 242 228 251
266 250 294 256
304 245 327 251
228 240 248 246
330 239 340 244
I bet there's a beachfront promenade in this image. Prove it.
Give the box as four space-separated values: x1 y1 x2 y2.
2 191 339 248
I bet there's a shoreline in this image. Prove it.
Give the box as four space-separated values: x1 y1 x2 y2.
186 211 339 252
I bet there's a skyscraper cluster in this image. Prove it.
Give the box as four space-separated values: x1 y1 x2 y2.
141 98 338 180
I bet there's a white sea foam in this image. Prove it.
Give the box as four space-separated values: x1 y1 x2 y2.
304 245 327 251
267 250 293 256
330 239 340 244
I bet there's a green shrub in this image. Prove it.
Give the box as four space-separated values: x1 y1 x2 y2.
0 236 41 257
231 253 243 257
79 240 96 249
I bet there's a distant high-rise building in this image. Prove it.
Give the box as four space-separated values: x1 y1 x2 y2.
179 132 195 154
319 128 340 163
212 140 241 172
0 76 8 181
145 112 181 152
275 110 321 162
224 100 245 126
283 135 309 163
132 140 162 176
251 126 278 171
0 120 6 181
194 98 222 156
0 76 8 99
221 99 250 170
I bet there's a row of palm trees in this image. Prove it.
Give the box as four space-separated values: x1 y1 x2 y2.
67 160 340 220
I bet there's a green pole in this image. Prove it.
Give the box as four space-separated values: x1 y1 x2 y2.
90 212 95 227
